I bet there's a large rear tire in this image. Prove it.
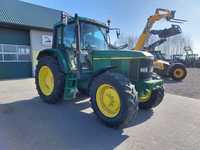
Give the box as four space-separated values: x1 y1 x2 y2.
35 56 65 104
139 87 164 110
90 72 138 128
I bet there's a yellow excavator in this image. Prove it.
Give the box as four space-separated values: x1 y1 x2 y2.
133 8 187 81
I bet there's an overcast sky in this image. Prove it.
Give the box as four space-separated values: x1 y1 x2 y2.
22 0 200 53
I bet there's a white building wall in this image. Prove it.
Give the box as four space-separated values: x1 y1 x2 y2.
30 30 53 76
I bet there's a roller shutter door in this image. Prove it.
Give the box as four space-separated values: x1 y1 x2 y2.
0 27 32 79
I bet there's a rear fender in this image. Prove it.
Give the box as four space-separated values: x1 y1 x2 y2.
37 49 69 74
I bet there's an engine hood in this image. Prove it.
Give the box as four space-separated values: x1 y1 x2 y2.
92 49 154 60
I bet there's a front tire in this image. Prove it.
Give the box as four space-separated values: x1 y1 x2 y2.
139 87 164 110
90 72 138 128
35 56 65 104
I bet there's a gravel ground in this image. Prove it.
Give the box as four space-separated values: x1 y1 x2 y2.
164 68 200 99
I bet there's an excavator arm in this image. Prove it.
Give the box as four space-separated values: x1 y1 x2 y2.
133 8 185 50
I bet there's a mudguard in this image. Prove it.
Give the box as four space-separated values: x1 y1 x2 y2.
37 49 69 74
85 66 116 95
37 49 78 101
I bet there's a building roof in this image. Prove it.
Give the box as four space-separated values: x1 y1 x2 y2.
0 0 62 30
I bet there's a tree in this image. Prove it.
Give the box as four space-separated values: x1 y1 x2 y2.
156 34 193 57
113 32 193 59
114 33 138 49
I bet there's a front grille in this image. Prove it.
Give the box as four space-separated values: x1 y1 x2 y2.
139 72 153 80
129 59 154 81
139 59 154 80
140 59 153 71
129 59 140 82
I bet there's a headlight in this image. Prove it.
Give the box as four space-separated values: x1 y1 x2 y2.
140 67 148 73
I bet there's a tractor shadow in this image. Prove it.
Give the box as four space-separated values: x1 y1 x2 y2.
162 78 183 84
0 96 153 150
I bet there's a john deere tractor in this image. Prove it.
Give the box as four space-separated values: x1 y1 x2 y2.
35 13 164 127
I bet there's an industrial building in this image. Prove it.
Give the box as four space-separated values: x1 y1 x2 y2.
0 0 61 79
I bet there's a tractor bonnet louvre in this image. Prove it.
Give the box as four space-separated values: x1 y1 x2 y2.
129 60 140 82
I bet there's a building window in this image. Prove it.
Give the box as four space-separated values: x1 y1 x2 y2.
0 44 31 62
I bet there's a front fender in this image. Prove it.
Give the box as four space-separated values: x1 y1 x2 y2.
136 79 164 93
92 66 116 79
86 66 116 95
37 49 69 74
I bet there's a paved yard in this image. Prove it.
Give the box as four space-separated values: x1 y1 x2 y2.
0 79 200 150
164 68 200 100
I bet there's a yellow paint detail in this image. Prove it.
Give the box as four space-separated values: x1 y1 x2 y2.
134 33 149 50
138 89 152 102
32 51 40 76
173 68 185 79
39 66 54 96
93 57 146 60
96 84 121 118
153 60 165 70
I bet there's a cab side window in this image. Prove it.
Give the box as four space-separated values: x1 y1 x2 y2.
54 26 62 48
63 24 76 48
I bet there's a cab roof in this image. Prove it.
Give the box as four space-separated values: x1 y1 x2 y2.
55 15 109 28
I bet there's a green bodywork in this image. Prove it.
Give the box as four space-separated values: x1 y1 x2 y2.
37 15 163 101
38 48 163 101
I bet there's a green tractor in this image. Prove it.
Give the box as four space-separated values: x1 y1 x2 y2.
35 13 164 127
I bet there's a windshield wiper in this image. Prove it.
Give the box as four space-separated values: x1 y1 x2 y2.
99 27 109 44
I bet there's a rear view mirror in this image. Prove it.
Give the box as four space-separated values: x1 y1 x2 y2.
71 43 76 49
107 20 111 26
116 30 120 39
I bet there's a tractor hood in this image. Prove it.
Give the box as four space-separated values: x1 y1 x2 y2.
92 49 154 60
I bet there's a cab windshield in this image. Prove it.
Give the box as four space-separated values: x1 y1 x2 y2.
80 23 108 50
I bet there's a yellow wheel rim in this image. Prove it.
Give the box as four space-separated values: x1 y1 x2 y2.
39 66 54 96
96 84 121 118
173 68 184 79
138 89 152 103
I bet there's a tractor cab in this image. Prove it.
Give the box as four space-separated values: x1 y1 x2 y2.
52 15 111 72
